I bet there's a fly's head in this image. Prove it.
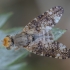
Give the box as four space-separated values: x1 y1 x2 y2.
3 35 14 49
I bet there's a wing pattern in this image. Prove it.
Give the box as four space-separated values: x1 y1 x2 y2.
21 6 69 59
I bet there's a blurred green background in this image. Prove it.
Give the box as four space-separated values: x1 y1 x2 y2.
0 0 70 70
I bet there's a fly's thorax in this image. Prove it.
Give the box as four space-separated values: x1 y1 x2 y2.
12 33 35 47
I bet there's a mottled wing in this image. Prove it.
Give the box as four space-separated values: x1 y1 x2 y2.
23 6 67 59
23 6 64 35
26 40 70 59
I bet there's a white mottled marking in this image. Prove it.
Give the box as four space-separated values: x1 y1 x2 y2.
40 52 44 56
45 26 52 32
59 44 66 51
48 11 52 15
54 16 61 23
50 8 52 11
55 53 60 58
33 18 37 21
45 44 48 48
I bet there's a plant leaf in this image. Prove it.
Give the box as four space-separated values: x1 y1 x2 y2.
52 27 66 41
4 27 23 35
0 48 29 70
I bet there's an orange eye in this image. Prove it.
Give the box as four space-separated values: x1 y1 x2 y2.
3 37 11 48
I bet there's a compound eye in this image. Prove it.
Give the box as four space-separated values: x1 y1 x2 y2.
3 37 11 48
